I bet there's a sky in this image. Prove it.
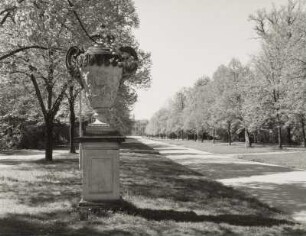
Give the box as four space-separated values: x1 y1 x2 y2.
131 0 288 120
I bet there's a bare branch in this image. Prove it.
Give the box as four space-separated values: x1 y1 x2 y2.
0 45 48 61
51 82 69 115
30 73 47 117
0 0 26 25
0 7 16 16
9 70 31 77
74 87 82 99
249 10 267 36
0 6 16 22
0 12 12 25
293 57 306 66
66 0 97 43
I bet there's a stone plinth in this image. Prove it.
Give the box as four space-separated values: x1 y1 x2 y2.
77 124 125 203
80 140 119 201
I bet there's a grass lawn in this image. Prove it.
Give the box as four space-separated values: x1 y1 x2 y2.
0 138 305 235
236 152 306 170
153 138 306 170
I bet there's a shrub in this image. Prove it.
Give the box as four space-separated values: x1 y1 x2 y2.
0 115 70 150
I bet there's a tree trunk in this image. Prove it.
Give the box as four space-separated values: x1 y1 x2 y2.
270 130 274 144
227 122 232 145
301 117 306 148
286 126 292 145
68 85 77 154
69 102 76 153
45 120 53 161
212 128 216 144
278 125 283 149
201 131 205 142
254 131 257 143
245 129 252 148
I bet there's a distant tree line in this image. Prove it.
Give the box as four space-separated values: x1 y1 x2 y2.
146 1 306 148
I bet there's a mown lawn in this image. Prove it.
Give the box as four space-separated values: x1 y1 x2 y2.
153 138 306 170
236 152 306 170
155 138 305 154
0 138 305 235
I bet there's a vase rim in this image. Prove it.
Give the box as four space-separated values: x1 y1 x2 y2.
86 44 112 55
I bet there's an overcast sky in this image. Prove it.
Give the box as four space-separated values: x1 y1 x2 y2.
132 0 288 120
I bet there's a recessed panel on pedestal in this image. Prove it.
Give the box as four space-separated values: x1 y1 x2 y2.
81 142 120 201
89 157 113 193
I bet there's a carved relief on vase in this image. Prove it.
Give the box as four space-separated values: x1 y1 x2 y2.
81 65 123 110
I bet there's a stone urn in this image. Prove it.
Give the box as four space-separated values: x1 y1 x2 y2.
66 44 138 128
81 45 122 125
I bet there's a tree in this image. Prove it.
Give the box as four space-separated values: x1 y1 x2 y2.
281 1 306 147
66 83 81 153
225 60 258 147
167 88 188 139
0 1 70 160
145 107 169 137
183 76 211 141
0 75 42 149
237 66 259 147
0 0 151 160
211 63 240 145
249 1 305 148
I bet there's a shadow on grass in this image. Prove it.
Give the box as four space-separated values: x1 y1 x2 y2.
0 213 135 236
84 199 294 227
0 157 79 167
160 153 200 156
182 161 293 179
0 149 45 156
228 181 306 216
0 209 303 236
0 159 24 165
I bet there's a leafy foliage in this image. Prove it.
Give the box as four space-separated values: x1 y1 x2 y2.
0 1 151 155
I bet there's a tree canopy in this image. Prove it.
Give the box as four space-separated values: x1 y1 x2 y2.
0 0 151 158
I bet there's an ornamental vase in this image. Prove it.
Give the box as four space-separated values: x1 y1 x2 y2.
80 45 123 124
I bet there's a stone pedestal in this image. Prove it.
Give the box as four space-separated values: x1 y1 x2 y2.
80 140 120 201
77 124 125 218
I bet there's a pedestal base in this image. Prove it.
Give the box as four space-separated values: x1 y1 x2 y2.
78 198 125 220
77 123 125 205
80 141 120 201
85 122 122 136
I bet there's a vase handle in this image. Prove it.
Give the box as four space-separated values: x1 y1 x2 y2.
66 46 85 88
119 46 138 77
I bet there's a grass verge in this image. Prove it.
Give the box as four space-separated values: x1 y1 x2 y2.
152 138 306 170
0 138 305 235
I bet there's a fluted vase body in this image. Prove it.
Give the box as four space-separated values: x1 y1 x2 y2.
80 45 123 124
